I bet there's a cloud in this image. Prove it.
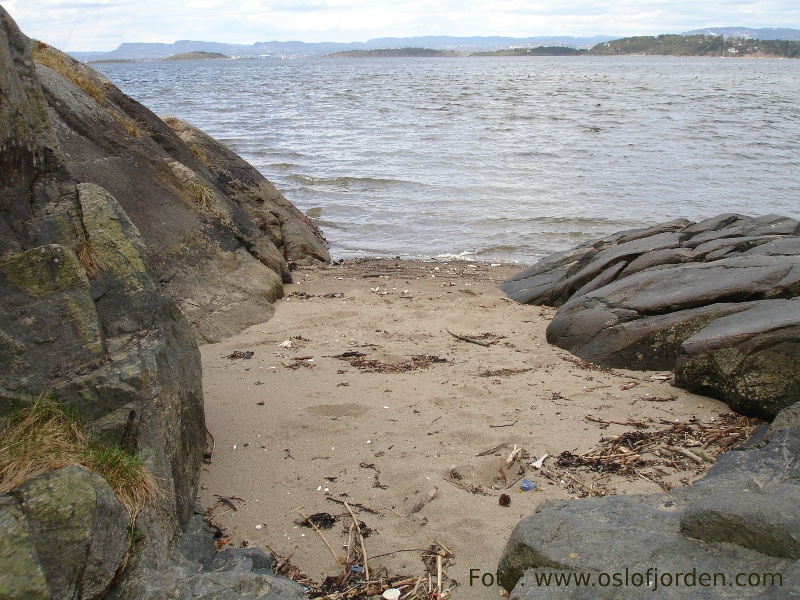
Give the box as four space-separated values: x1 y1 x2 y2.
4 0 799 51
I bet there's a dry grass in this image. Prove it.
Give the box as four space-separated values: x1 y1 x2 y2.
110 110 142 139
189 182 214 210
31 41 107 105
189 144 210 166
73 236 104 278
0 396 161 520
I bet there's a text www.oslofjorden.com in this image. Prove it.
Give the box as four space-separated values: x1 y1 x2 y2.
469 568 783 591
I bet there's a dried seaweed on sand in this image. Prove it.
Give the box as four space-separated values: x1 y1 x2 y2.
551 412 761 496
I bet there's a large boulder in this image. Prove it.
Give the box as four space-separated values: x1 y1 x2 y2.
0 466 129 600
497 403 800 598
500 214 800 419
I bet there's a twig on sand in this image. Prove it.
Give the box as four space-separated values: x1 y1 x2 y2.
586 414 650 429
325 497 382 515
445 328 492 347
661 443 714 464
476 442 510 456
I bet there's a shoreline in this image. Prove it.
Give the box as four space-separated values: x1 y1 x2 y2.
197 258 740 598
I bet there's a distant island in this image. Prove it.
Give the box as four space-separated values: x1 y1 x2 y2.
474 46 585 56
589 34 800 58
164 51 229 61
325 47 452 58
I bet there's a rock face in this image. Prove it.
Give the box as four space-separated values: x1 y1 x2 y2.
32 39 329 342
500 214 800 419
0 7 308 599
497 403 800 598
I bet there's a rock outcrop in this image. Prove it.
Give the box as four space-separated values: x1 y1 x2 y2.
500 214 800 419
31 38 329 342
1 6 310 598
497 403 800 598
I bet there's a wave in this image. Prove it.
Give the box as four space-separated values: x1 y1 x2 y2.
290 174 409 188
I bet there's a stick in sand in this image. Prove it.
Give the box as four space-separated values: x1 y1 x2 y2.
296 510 341 568
344 501 370 581
445 328 492 347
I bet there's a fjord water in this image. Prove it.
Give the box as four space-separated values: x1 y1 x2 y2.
95 56 800 264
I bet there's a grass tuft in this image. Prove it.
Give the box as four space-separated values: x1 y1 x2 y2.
0 395 161 521
73 236 104 278
189 182 214 210
31 41 107 105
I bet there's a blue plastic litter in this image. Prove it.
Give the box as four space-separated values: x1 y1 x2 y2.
520 478 537 492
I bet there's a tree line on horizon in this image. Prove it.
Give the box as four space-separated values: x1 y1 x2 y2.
587 34 800 58
325 35 800 59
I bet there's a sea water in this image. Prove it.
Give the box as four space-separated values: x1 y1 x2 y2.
95 56 800 264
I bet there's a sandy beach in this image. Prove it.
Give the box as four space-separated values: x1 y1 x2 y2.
197 258 735 599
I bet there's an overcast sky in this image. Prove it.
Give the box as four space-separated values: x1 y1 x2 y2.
5 0 798 52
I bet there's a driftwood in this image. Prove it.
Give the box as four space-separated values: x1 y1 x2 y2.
445 328 492 347
409 487 438 515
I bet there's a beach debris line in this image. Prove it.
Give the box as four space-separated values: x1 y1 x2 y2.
585 414 651 429
553 412 760 496
223 350 253 360
478 367 532 377
558 353 621 375
281 501 456 599
333 351 448 374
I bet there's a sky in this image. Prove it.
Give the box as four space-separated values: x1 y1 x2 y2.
4 0 798 52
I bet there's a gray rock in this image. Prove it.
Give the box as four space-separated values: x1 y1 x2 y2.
0 496 49 599
117 513 307 599
498 404 800 599
675 298 800 419
680 485 800 559
3 466 129 599
0 7 323 599
502 213 800 418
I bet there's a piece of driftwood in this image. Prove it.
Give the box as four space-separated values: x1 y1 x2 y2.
445 328 492 347
409 487 437 515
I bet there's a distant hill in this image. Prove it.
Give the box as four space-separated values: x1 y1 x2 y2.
473 46 585 56
164 51 229 61
67 35 614 62
67 29 800 62
682 27 800 41
590 34 800 58
326 47 449 58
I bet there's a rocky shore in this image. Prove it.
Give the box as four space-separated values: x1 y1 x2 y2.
1 5 319 597
1 3 799 599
